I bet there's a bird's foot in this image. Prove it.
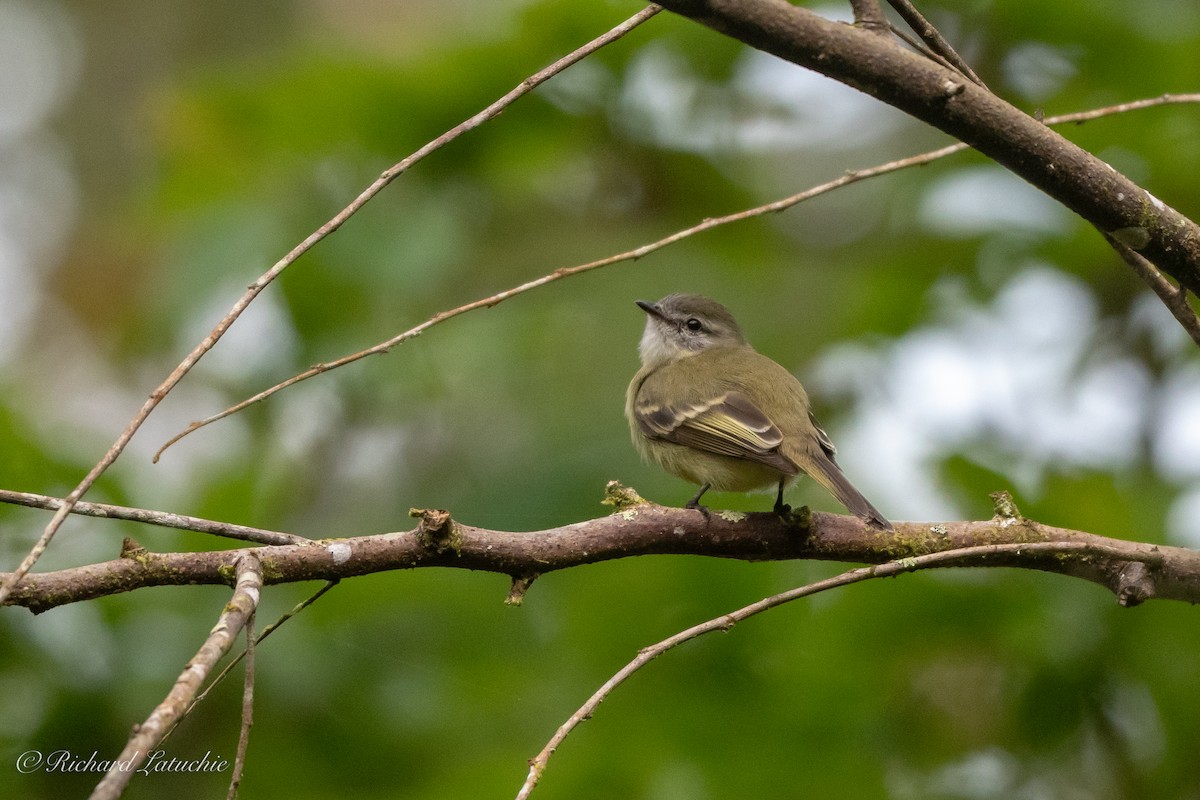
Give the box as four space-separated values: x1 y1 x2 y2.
774 502 812 531
685 483 712 521
685 498 711 521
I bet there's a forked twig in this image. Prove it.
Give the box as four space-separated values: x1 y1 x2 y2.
1104 231 1200 346
155 93 1200 458
89 553 263 800
885 0 987 88
0 5 662 606
515 540 1157 799
162 580 340 744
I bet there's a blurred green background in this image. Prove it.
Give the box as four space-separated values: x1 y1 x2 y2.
2 0 1199 798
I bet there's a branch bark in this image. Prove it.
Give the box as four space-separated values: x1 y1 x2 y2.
3 485 1196 612
652 0 1200 292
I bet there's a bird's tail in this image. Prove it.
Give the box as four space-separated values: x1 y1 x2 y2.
805 454 893 531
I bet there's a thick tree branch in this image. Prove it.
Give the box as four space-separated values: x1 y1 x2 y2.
652 0 1200 292
3 485 1196 612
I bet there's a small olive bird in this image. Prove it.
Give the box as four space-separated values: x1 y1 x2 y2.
626 293 892 530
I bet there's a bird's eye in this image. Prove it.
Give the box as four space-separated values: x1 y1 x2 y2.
685 318 703 332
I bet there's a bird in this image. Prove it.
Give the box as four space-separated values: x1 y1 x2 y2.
625 293 892 530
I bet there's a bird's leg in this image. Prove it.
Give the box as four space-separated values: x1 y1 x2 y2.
685 483 712 518
773 478 791 516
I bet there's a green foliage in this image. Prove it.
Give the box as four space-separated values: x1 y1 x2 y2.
2 1 1199 798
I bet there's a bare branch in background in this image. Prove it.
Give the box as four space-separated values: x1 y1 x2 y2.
151 94 1200 457
89 553 262 800
225 608 257 800
515 538 1137 799
0 489 310 547
0 4 662 607
652 0 1200 289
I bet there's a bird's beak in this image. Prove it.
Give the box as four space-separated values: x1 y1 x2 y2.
636 300 667 322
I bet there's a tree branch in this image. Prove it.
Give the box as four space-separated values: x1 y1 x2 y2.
3 485 1196 613
0 489 309 547
885 0 986 87
1103 231 1200 347
0 4 662 608
225 607 256 800
88 553 262 800
151 93 1200 458
514 537 1147 799
653 0 1200 291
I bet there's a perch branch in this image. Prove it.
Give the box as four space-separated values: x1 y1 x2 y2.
3 485 1196 613
88 553 262 800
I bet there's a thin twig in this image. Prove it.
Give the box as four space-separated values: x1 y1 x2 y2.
888 22 956 72
884 0 987 88
162 580 339 745
153 11 667 461
152 143 961 458
1104 231 1200 347
1050 92 1200 123
0 489 309 546
514 540 1143 799
89 553 263 800
0 4 662 609
226 607 256 800
154 92 1200 458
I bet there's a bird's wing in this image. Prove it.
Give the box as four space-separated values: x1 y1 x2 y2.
635 390 798 474
808 409 838 462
